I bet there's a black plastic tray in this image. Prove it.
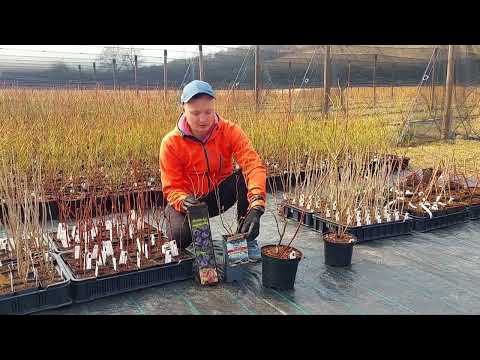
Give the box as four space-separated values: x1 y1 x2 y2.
59 251 194 304
312 214 413 243
282 204 314 227
468 204 480 220
409 208 470 232
0 253 72 315
312 214 327 233
41 190 164 221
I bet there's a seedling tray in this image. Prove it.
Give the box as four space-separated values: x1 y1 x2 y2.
409 208 469 232
0 253 72 315
282 204 314 227
59 251 194 304
312 214 413 243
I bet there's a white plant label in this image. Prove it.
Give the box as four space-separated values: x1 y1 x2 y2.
162 243 171 255
136 238 142 254
74 245 80 260
299 194 305 208
101 250 107 265
394 210 400 221
289 251 297 260
95 263 99 278
92 245 99 259
144 243 149 259
137 218 144 231
105 220 112 231
105 240 113 257
96 254 103 266
151 234 156 246
420 203 433 218
119 238 123 251
136 251 141 268
165 250 172 264
170 241 179 257
86 253 92 270
129 224 135 240
120 250 128 265
112 257 117 271
91 226 97 239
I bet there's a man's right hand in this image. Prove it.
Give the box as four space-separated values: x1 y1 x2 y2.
182 195 201 213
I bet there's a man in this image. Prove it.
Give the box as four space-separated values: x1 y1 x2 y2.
160 80 266 261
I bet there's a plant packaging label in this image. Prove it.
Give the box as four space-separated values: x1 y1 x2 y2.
92 244 99 259
74 245 80 260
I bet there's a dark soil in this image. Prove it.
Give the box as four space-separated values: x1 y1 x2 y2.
0 257 63 296
262 244 302 260
323 232 355 244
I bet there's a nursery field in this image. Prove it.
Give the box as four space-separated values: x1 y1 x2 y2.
1 86 480 315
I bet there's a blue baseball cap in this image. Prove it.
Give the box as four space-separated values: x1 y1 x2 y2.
181 80 215 104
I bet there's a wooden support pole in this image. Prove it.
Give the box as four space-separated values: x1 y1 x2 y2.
199 45 204 81
288 60 292 115
391 63 395 98
373 54 377 107
346 60 351 117
255 45 261 112
431 48 437 113
112 59 117 91
134 55 138 94
323 45 331 115
442 45 456 140
164 50 168 102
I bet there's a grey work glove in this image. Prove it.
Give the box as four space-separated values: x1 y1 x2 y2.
239 207 264 242
182 195 201 213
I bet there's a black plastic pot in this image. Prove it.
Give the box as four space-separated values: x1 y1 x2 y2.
323 236 355 267
261 245 302 290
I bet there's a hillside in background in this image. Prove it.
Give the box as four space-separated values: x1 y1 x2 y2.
0 45 478 88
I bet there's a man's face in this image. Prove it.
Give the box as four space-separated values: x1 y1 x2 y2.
183 95 216 138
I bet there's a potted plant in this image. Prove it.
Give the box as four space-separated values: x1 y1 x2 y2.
323 225 356 267
261 171 304 290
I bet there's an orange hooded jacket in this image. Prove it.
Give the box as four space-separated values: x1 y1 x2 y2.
160 114 266 213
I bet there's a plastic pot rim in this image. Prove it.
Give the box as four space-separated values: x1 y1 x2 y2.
261 244 303 261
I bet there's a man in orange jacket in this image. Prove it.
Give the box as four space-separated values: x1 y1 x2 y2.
160 80 267 261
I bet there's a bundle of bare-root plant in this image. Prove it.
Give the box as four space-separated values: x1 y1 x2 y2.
49 176 188 280
400 158 471 218
0 156 62 296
